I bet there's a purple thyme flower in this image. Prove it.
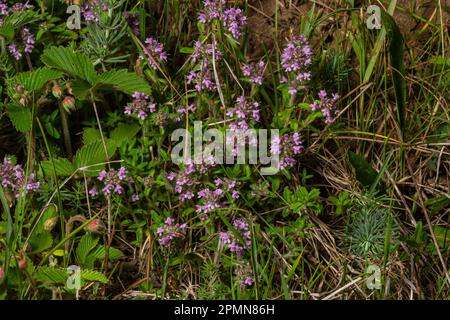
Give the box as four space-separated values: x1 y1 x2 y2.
198 0 224 24
81 0 108 22
167 156 218 202
124 92 156 120
220 218 252 257
11 2 32 12
281 35 313 96
223 7 247 39
310 90 339 124
21 28 34 53
226 96 261 156
174 104 197 122
89 187 99 196
196 187 223 214
94 167 128 196
7 27 35 60
156 217 188 248
141 37 168 70
0 157 40 197
235 261 254 288
191 40 222 62
131 194 140 202
187 60 217 92
242 60 266 85
187 40 222 92
271 132 303 169
124 11 140 36
8 43 21 60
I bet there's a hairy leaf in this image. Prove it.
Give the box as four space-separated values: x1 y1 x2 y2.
41 46 97 84
13 67 63 92
94 69 151 95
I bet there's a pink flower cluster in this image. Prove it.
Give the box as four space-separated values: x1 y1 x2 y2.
281 35 313 95
167 156 217 202
8 28 35 60
311 90 339 124
226 96 261 156
235 261 254 287
198 1 247 39
124 92 156 120
174 104 196 122
271 132 303 169
156 217 188 248
0 157 40 197
242 61 266 85
89 167 128 196
220 218 251 257
142 37 168 70
82 0 108 22
187 41 222 92
223 8 247 39
196 178 240 219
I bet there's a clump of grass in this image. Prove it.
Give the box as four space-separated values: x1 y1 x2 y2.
344 193 398 259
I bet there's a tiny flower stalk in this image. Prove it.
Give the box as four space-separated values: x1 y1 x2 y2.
59 96 74 159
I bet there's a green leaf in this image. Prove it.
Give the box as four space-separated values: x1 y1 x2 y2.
70 79 92 100
76 234 99 266
110 123 140 146
73 140 117 175
1 10 39 28
41 158 74 177
85 246 124 268
13 68 63 92
381 10 406 136
433 226 450 250
35 267 68 285
348 151 383 191
94 69 151 95
29 232 53 254
6 105 32 132
80 269 108 284
0 22 14 42
82 128 101 145
41 46 97 84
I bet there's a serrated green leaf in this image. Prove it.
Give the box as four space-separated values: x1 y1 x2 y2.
76 234 99 266
2 10 39 28
41 46 97 84
35 267 68 284
41 158 74 177
73 140 117 175
110 123 140 146
94 69 151 95
82 127 101 145
80 269 108 284
0 22 14 41
70 79 92 100
6 105 32 132
13 67 63 92
30 232 53 254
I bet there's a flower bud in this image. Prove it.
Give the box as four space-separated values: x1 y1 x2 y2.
44 216 58 231
15 85 25 94
19 95 28 106
52 82 63 99
18 258 27 270
62 96 76 113
85 219 104 233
